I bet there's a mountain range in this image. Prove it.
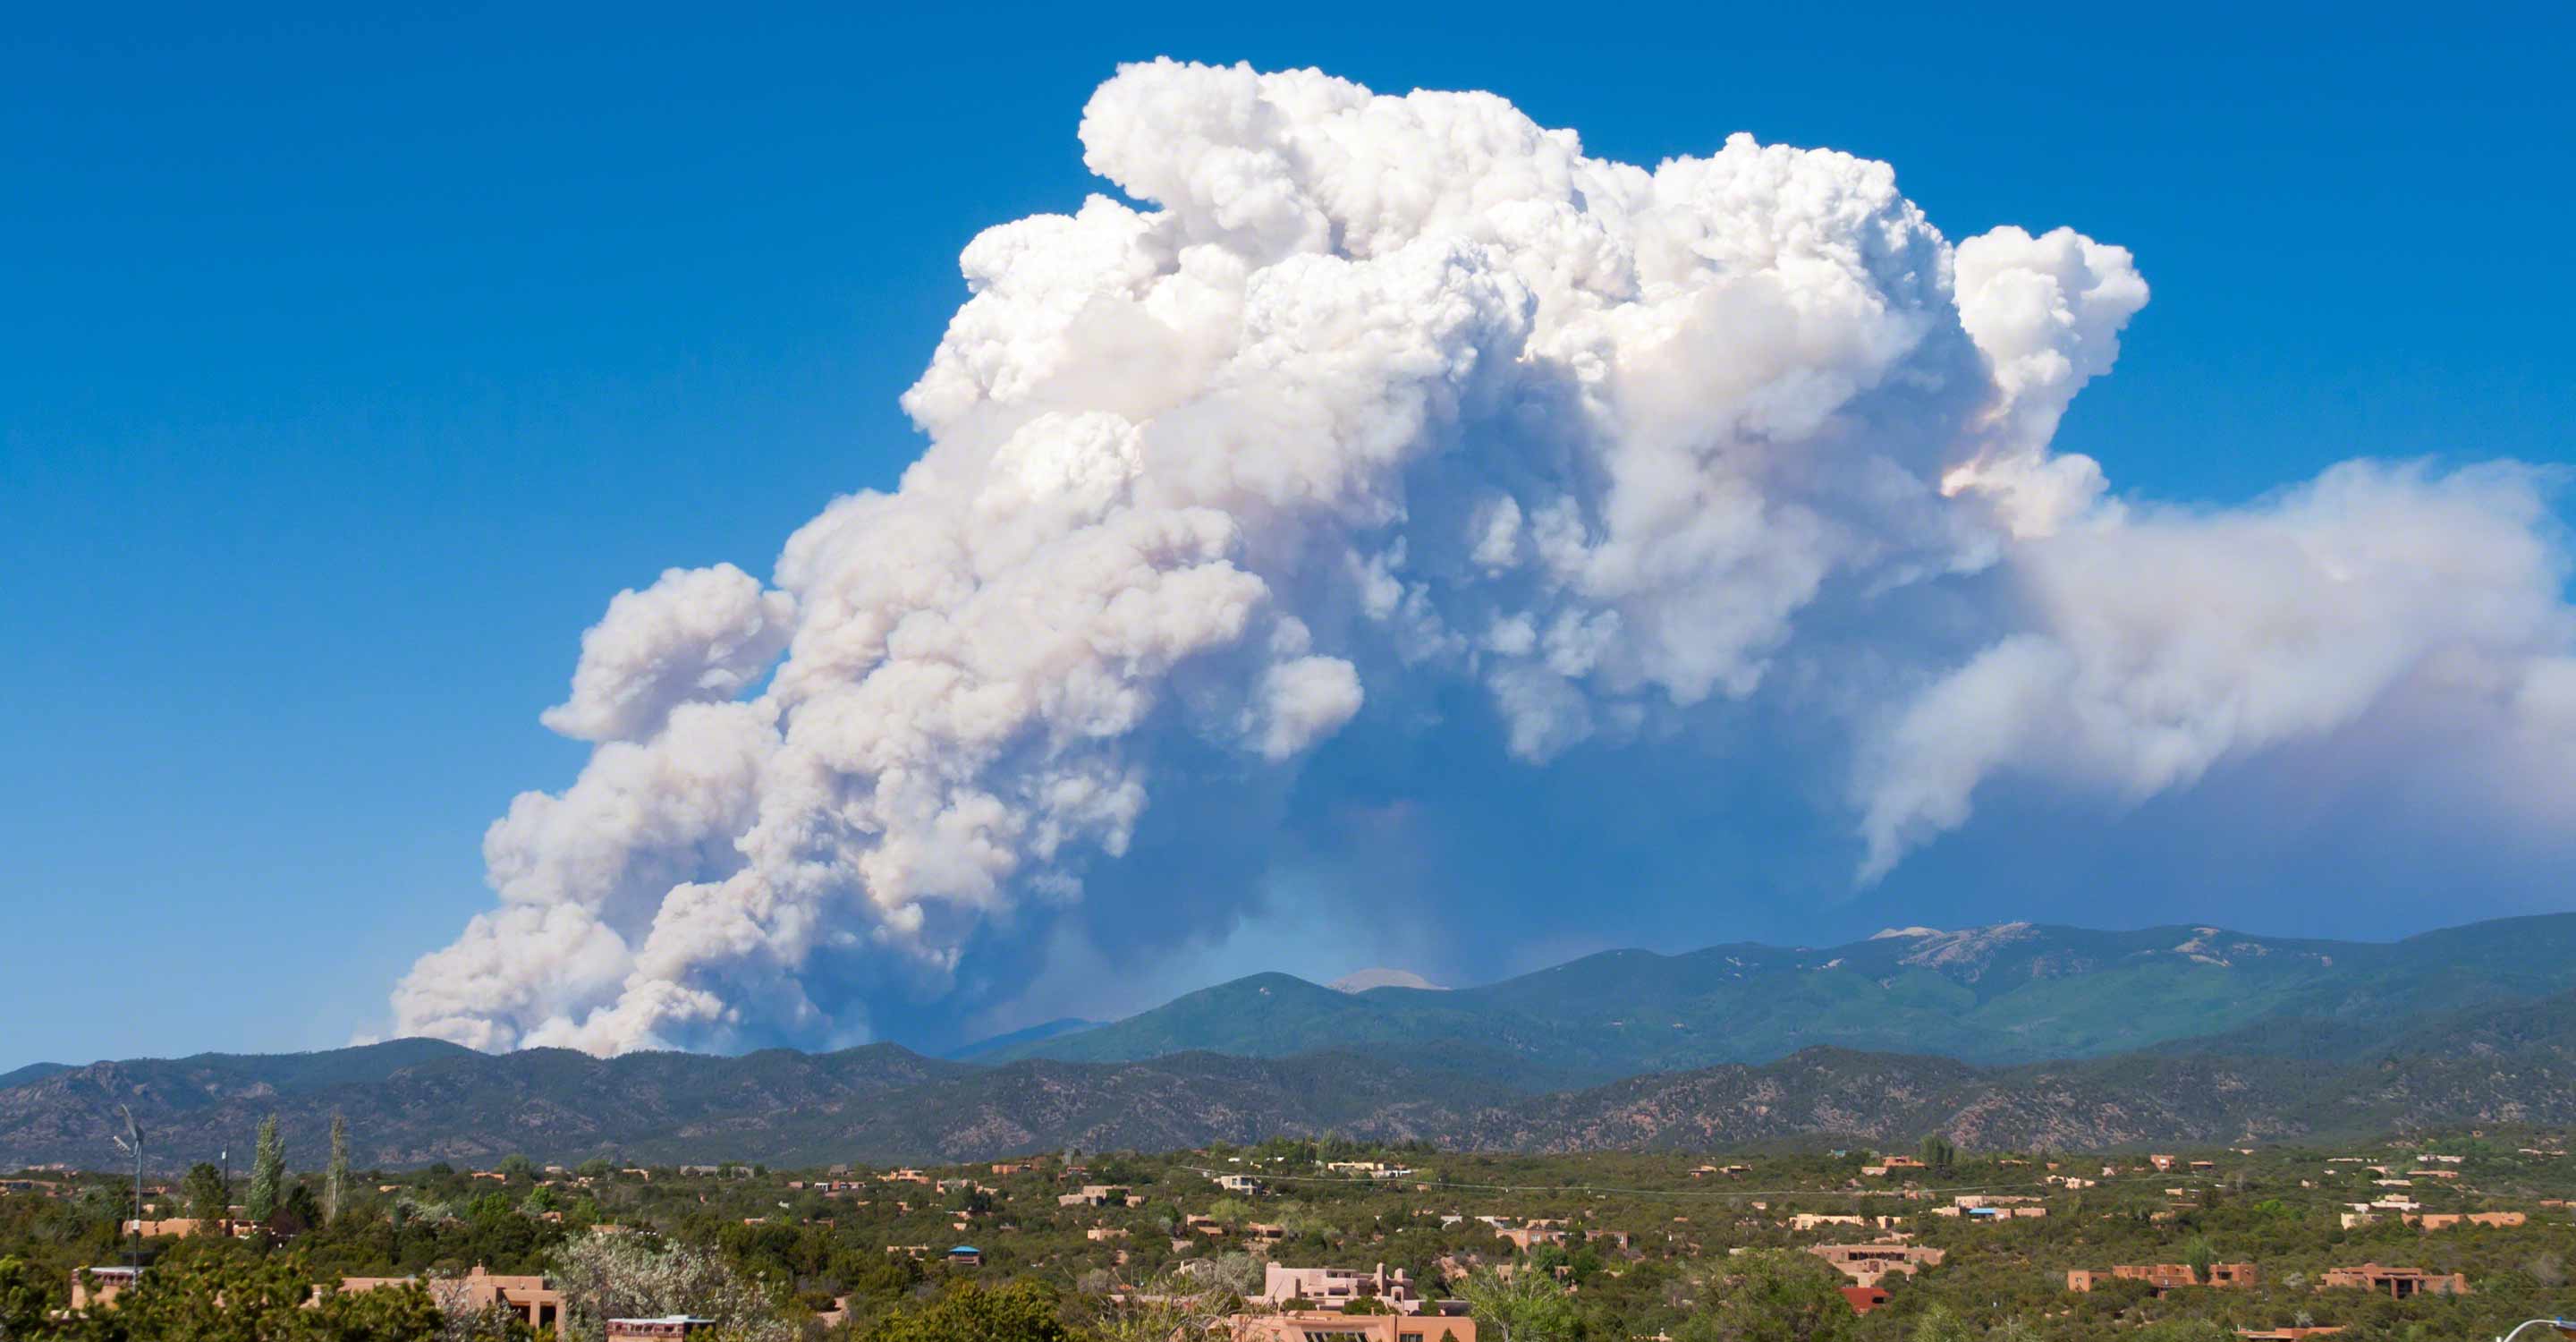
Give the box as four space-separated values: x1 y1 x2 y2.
965 914 2576 1086
8 914 2576 1169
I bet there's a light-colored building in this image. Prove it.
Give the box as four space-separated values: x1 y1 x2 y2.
120 1218 219 1238
1059 1184 1124 1208
1222 1312 1474 1342
2413 1210 2524 1229
1807 1244 1944 1287
335 1265 569 1335
1258 1263 1425 1312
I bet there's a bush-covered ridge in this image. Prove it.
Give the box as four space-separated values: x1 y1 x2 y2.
12 986 2576 1169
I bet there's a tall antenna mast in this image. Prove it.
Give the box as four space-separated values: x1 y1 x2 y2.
107 1105 144 1272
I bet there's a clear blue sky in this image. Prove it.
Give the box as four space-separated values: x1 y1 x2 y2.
4 0 2570 1067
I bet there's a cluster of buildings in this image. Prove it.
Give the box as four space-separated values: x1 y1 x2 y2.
68 1262 723 1338
2060 1260 2472 1301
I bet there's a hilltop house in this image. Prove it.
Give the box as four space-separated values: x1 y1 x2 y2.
1807 1244 1944 1287
2318 1264 2470 1297
1258 1263 1425 1312
2067 1263 2258 1295
333 1265 568 1334
2413 1211 2524 1229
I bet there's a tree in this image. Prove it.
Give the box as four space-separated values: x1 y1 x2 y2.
182 1162 229 1224
1089 1268 1251 1342
59 1250 443 1342
549 1229 794 1341
1675 1249 1856 1342
1456 1267 1580 1342
1912 1304 1976 1342
2182 1234 2217 1285
1917 1134 1956 1176
0 1256 50 1342
864 1281 1074 1342
277 1181 324 1236
326 1113 352 1224
496 1155 536 1183
246 1114 286 1225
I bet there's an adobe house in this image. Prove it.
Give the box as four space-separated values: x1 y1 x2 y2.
1808 1244 1944 1287
69 1267 141 1312
1258 1263 1426 1312
335 1265 568 1335
2318 1263 2470 1298
945 1245 983 1267
120 1218 219 1239
2067 1263 2257 1295
2410 1211 2525 1229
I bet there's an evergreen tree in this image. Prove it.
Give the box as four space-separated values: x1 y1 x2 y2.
326 1113 351 1224
182 1162 228 1223
1918 1133 1957 1176
245 1114 284 1225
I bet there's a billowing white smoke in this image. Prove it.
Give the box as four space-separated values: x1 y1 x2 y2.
389 60 2576 1055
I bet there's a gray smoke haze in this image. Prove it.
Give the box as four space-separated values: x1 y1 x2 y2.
388 60 2576 1055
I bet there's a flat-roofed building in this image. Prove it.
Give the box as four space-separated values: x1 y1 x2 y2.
1222 1312 1475 1342
1808 1244 1944 1287
2318 1263 2470 1298
70 1266 141 1312
2067 1263 2257 1295
1259 1263 1425 1312
335 1265 568 1335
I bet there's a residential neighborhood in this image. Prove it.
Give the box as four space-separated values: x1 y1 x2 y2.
8 1128 2576 1339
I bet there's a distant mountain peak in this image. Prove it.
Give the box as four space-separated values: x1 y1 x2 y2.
1869 926 1943 940
1328 968 1445 993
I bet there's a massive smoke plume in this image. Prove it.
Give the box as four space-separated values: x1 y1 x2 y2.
390 60 2576 1055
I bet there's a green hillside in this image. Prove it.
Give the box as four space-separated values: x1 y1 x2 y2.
13 990 2576 1167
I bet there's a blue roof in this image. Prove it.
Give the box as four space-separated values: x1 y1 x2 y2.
949 1245 980 1253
